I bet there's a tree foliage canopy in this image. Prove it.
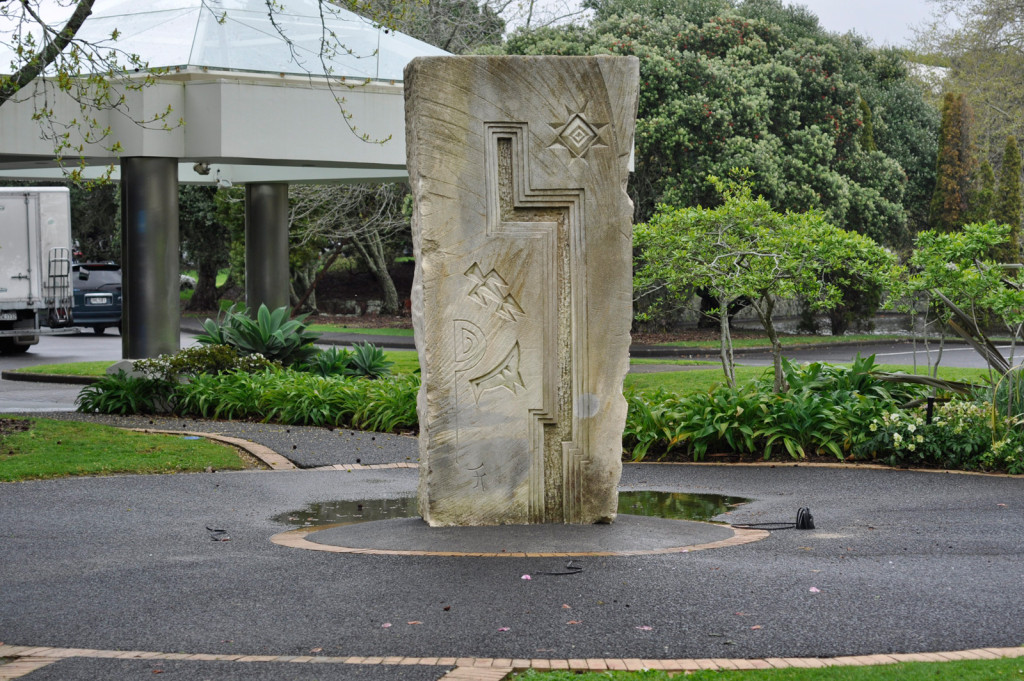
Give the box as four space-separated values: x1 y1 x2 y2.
635 177 901 388
503 0 937 247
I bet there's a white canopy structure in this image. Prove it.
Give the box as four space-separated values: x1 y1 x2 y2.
0 0 447 357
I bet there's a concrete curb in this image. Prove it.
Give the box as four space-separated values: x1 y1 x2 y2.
1 370 97 385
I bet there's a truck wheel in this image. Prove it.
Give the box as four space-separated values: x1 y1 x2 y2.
0 339 30 355
92 326 106 335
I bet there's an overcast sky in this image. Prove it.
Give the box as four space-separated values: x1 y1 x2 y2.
792 0 936 47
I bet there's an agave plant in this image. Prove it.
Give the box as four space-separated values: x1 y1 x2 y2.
196 304 320 367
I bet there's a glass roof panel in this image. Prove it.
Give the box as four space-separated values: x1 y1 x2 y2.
2 0 447 80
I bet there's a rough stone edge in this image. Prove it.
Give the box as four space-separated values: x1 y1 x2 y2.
267 523 769 557
125 428 297 471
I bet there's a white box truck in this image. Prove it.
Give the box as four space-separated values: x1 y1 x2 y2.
0 187 74 354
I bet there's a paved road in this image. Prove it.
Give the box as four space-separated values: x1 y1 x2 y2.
0 331 199 412
734 340 1020 371
1 460 1021 678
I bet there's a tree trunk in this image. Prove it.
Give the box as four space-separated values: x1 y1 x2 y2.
289 262 318 314
717 294 736 389
353 231 400 315
754 296 786 393
186 262 220 312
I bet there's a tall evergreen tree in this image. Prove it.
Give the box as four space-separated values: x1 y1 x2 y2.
858 98 877 152
993 135 1023 261
968 159 996 224
929 93 976 232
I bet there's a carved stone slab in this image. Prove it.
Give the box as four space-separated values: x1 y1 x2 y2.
406 56 639 526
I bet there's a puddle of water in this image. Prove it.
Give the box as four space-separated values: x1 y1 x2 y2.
617 490 747 521
273 491 747 527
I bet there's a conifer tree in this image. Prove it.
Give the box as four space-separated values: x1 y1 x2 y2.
859 98 877 152
968 160 995 224
930 93 976 232
993 135 1023 261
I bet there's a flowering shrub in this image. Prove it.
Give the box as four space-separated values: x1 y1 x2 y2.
984 415 1024 475
852 400 1024 472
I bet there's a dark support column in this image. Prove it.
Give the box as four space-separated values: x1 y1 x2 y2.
120 157 180 359
245 183 290 313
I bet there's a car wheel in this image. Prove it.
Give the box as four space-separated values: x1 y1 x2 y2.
92 326 106 335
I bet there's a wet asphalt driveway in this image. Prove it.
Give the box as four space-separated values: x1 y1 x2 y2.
2 414 1022 679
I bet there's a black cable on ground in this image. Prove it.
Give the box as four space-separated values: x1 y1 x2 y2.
731 507 814 531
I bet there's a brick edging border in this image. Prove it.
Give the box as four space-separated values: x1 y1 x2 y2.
2 644 1023 680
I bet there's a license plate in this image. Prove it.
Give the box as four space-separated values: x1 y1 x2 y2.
0 311 15 321
87 296 111 306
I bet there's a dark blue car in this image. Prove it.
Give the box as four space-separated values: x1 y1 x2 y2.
72 263 122 335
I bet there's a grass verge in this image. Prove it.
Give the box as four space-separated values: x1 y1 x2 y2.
513 656 1024 680
0 417 249 482
11 361 118 377
623 364 992 394
307 325 415 337
14 356 989 394
648 333 909 348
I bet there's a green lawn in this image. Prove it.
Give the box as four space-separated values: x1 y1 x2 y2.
12 361 118 377
12 355 989 395
307 325 414 337
648 333 910 348
624 364 992 395
0 417 250 481
513 656 1024 680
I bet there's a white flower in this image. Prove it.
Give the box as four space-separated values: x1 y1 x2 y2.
907 424 917 433
893 432 903 443
945 262 959 271
916 435 924 443
908 443 916 451
869 422 878 432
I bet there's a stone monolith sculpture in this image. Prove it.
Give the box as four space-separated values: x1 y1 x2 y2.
406 55 639 526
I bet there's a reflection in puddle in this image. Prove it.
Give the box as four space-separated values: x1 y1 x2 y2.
273 491 747 527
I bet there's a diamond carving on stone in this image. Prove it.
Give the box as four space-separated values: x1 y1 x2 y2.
548 107 609 161
557 114 599 157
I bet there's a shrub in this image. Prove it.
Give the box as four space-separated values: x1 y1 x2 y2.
346 342 394 379
623 356 928 462
173 369 419 432
133 344 278 382
76 371 176 415
296 347 353 378
196 304 320 366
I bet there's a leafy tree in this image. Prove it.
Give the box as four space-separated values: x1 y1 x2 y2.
504 8 915 248
180 186 235 311
289 183 410 315
635 178 901 391
993 135 1022 262
930 92 976 231
68 183 118 262
911 221 1024 372
382 0 505 52
918 0 1024 166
